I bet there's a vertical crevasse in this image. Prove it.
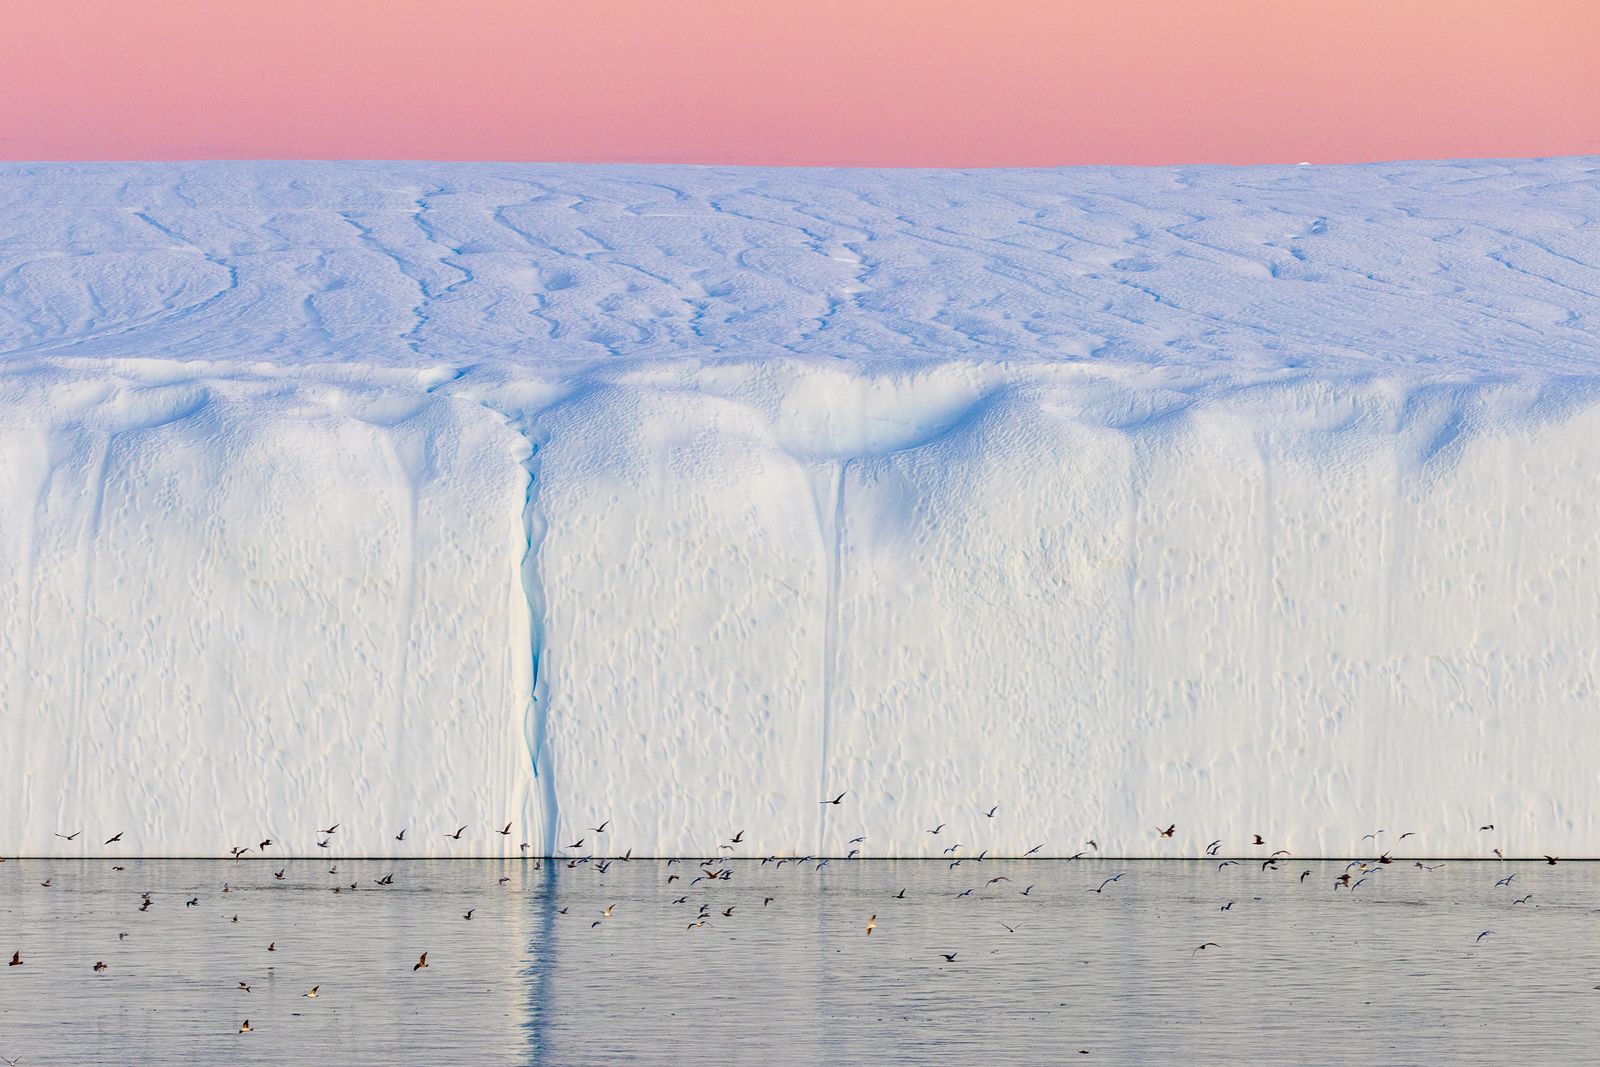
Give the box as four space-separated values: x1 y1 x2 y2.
510 416 559 857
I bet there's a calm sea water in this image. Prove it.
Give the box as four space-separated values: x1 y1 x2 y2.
2 857 1598 1065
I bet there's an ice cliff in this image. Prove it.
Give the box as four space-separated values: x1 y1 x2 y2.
2 159 1598 857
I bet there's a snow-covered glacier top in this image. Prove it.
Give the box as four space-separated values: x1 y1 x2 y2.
3 158 1598 378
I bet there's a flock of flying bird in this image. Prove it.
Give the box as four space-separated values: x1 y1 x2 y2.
0 798 1570 1043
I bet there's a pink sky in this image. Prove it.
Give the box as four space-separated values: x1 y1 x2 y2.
2 0 1596 165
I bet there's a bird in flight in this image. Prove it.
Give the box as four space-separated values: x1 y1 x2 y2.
983 806 999 818
304 986 319 998
1513 895 1533 905
496 823 512 836
821 792 847 806
1192 942 1221 956
865 914 877 935
1156 825 1175 838
1476 931 1493 943
1024 844 1044 856
463 909 475 921
55 831 80 841
999 922 1020 933
1544 856 1560 865
8 952 21 966
238 982 251 993
318 824 339 836
395 829 406 841
1091 874 1125 893
592 820 611 833
940 952 958 962
104 833 122 845
93 961 107 973
1252 835 1265 845
239 1020 252 1034
566 838 585 850
445 826 467 840
413 952 429 971
1205 840 1222 856
1496 875 1515 887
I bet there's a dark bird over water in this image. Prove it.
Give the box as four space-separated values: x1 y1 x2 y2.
821 792 847 806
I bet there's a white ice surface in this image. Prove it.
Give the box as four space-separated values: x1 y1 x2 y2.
2 159 1598 858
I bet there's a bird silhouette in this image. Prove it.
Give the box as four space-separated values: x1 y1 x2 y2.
93 961 107 973
865 914 877 935
821 792 847 806
496 823 512 836
318 824 338 836
445 826 466 840
1156 825 1175 838
239 1020 252 1033
413 952 428 971
1091 875 1125 893
304 986 318 998
984 806 999 818
54 832 80 841
8 952 21 966
940 952 958 961
104 833 122 845
1192 942 1221 956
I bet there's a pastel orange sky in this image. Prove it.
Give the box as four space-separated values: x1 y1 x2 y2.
2 0 1596 165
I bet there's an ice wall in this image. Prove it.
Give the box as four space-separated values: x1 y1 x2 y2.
2 160 1599 857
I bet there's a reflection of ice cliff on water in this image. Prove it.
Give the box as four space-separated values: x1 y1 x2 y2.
3 159 1600 858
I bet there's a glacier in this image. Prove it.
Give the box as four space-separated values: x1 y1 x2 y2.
2 158 1599 859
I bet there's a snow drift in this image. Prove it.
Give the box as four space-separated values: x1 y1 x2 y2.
2 159 1598 858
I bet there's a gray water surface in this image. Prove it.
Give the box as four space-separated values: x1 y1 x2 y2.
2 858 1597 1065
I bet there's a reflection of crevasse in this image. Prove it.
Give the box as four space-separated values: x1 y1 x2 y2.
511 417 559 858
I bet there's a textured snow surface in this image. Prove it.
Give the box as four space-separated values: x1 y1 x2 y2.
2 159 1599 858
